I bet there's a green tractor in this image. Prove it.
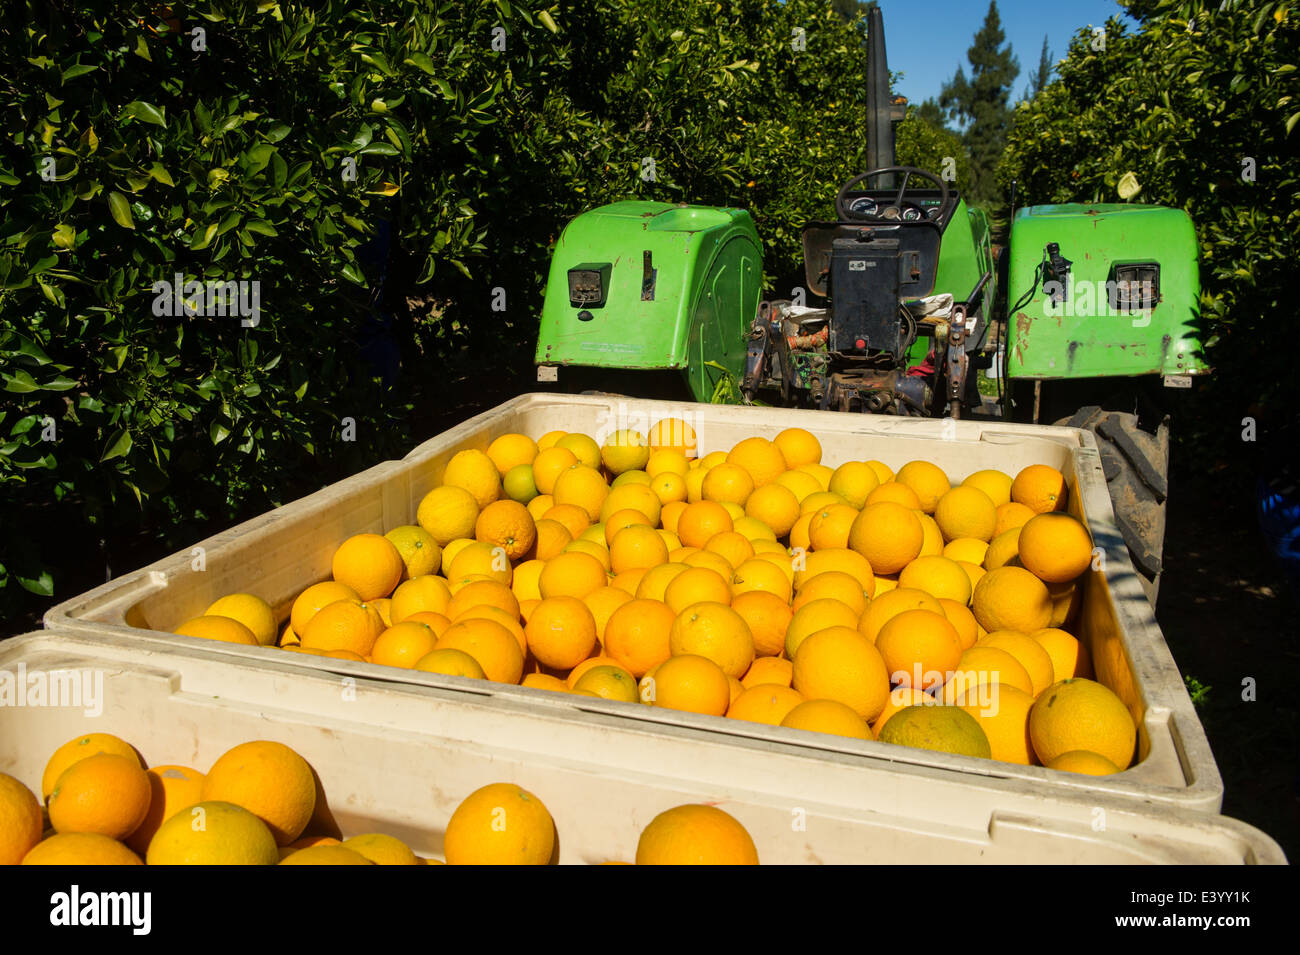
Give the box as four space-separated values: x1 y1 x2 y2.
533 10 1206 602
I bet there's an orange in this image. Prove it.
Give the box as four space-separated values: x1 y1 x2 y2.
413 647 487 679
792 547 875 593
939 646 1034 701
978 630 1057 696
442 449 502 509
727 436 786 488
1028 678 1137 769
857 587 945 644
600 483 663 525
343 832 419 866
1011 463 1068 514
566 655 623 689
23 832 143 866
646 654 731 715
791 626 890 720
487 432 539 475
807 503 859 550
635 562 690 602
537 430 566 450
774 468 823 502
664 566 732 613
875 609 963 691
780 699 870 739
279 623 301 647
793 571 869 616
877 704 991 758
660 500 688 535
601 429 651 474
636 804 758 865
954 683 1036 765
731 558 792 603
848 502 923 574
787 512 813 551
727 685 804 724
278 845 373 865
648 417 699 458
144 801 279 864
448 539 513 585
650 471 687 505
730 590 793 658
603 599 677 676
526 493 555 521
0 773 44 864
538 551 608 600
384 525 442 580
933 486 997 542
572 663 640 702
937 598 978 650
300 598 385 656
611 568 648 595
774 427 821 468
564 538 611 572
682 548 735 579
865 480 922 509
957 560 986 594
1048 580 1082 629
702 462 754 506
125 765 206 856
916 513 944 557
870 687 934 738
744 483 800 537
511 559 546 602
200 740 316 846
474 500 537 560
525 596 598 669
417 485 481 546
962 469 1013 507
331 532 404 601
972 566 1053 633
439 617 525 683
531 518 574 562
993 501 1036 537
609 524 669 575
895 460 950 513
828 461 881 508
865 460 894 484
556 432 601 469
897 555 972 605
553 464 609 521
521 672 569 693
1017 512 1093 583
585 585 634 643
174 615 259 645
444 782 555 865
676 504 738 548
533 446 580 495
1047 750 1122 776
873 574 899 595
741 655 794 688
440 537 476 574
205 593 277 646
389 574 453 622
669 602 756 679
983 526 1022 571
784 597 860 659
943 537 990 566
704 530 755 570
447 578 520 621
799 490 848 516
371 620 440 668
1031 628 1093 682
647 448 690 478
517 599 540 623
321 648 364 661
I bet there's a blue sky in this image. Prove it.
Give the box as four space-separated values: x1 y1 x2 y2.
877 0 1138 107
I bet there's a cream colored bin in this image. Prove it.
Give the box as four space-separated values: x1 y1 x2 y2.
45 394 1221 812
0 632 1284 864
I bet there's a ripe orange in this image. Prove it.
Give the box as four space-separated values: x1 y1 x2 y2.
933 486 997 542
1017 513 1093 583
727 436 786 488
791 627 890 720
961 469 1013 507
173 615 259 645
475 500 537 560
875 609 963 691
205 593 277 646
413 648 487 679
704 530 755 570
370 621 440 669
384 525 442 580
564 538 611 572
331 532 404 601
780 699 870 739
0 773 43 865
1047 751 1122 775
870 687 934 738
727 684 805 725
647 654 732 715
572 664 640 702
792 547 875 593
521 672 569 693
702 462 755 506
784 597 860 659
983 526 1022 570
487 432 539 475
939 646 1034 701
23 833 143 866
538 550 608 600
444 782 555 865
342 832 419 866
601 429 651 474
437 617 525 684
897 555 972 605
41 734 142 802
730 590 793 658
856 587 945 643
533 447 580 496
145 800 281 864
744 483 801 537
807 503 860 550
993 501 1036 537
389 574 453 622
828 461 882 508
552 464 609 521
600 482 663 525
664 566 732 613
585 585 634 643
954 683 1036 765
677 501 734 549
978 630 1057 696
416 485 481 545
774 427 822 468
525 596 598 669
1030 628 1093 682
446 579 520 621
290 580 361 636
865 480 922 509
200 741 316 846
730 558 792 603
1028 678 1137 769
647 448 690 478
300 598 385 656
125 765 206 856
775 468 823 502
895 460 951 513
937 598 978 650
442 449 503 509
848 502 924 574
635 562 689 602
541 502 591 540
603 599 677 676
741 655 794 689
609 524 669 575
943 537 990 566
972 566 1053 633
669 602 755 678
448 539 513 585
636 804 759 865
511 558 546 602
1011 464 1068 514
793 571 869 616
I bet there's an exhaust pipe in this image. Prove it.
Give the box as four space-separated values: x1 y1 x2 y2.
865 7 894 184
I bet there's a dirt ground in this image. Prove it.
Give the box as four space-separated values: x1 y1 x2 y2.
1155 468 1299 860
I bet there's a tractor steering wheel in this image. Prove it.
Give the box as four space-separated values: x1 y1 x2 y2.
836 166 951 223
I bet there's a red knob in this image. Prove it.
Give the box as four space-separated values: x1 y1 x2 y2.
855 339 866 350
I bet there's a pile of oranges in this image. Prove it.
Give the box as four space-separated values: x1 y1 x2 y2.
167 419 1138 774
0 732 757 865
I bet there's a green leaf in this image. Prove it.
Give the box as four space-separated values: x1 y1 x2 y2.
4 370 40 393
17 570 54 597
61 63 97 82
340 262 366 285
538 10 559 33
264 123 292 143
148 163 174 186
52 223 76 249
122 100 167 127
209 421 230 444
1287 111 1300 136
357 142 399 156
245 220 278 236
100 429 132 461
404 52 437 74
189 223 218 250
107 191 135 229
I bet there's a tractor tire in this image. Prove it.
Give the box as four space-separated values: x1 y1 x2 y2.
1057 406 1169 606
